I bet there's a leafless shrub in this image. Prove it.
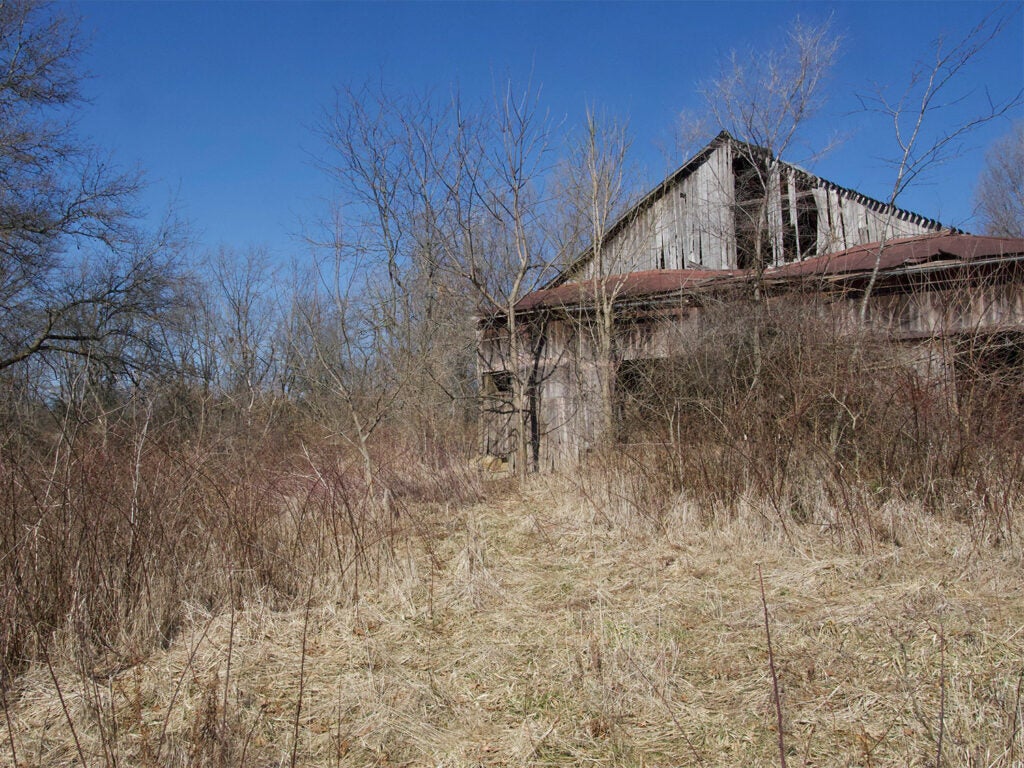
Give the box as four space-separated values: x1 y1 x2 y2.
579 293 1024 548
0 387 479 689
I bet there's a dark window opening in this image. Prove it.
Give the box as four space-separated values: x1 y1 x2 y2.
780 179 820 263
956 331 1024 377
615 358 686 444
483 370 513 395
733 155 770 270
782 193 796 262
954 331 1024 415
796 192 819 258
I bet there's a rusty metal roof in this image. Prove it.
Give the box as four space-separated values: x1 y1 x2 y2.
515 269 742 312
509 233 1024 314
765 232 1024 279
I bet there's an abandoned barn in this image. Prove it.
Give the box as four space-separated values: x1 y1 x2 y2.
478 132 1024 472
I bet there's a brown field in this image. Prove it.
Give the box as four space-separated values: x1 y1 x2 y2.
3 471 1022 768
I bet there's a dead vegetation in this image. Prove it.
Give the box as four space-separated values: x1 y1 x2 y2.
1 285 1021 767
1 472 1021 767
2 297 1023 767
0 3 1021 765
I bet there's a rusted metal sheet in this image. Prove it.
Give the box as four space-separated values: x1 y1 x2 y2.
766 233 1024 278
514 269 741 312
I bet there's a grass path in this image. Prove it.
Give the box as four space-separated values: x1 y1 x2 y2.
3 478 1024 766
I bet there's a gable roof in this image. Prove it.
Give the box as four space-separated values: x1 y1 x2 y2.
550 131 959 287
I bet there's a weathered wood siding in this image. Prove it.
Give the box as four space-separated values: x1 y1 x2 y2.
577 141 943 276
582 143 736 277
478 274 1024 468
861 279 1024 338
812 186 939 255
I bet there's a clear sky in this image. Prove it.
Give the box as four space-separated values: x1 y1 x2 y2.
73 1 1024 261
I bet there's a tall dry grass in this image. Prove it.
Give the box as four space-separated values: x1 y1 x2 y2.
3 471 1020 767
0 400 481 692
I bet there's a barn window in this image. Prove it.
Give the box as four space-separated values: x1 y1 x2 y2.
615 358 685 443
782 178 819 262
733 154 771 270
954 331 1024 412
482 370 513 395
795 191 818 258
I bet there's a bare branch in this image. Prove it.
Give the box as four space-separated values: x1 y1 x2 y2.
975 121 1024 237
858 9 1023 316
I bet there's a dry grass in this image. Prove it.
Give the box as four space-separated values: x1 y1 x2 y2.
2 473 1022 767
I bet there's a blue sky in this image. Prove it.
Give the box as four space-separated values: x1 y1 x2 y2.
74 1 1023 261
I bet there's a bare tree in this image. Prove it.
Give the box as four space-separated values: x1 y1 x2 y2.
206 246 284 419
669 18 841 402
445 81 566 474
858 11 1023 318
314 83 479 473
314 79 586 474
696 17 840 281
0 0 188 383
976 121 1024 238
562 108 632 444
294 226 402 488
